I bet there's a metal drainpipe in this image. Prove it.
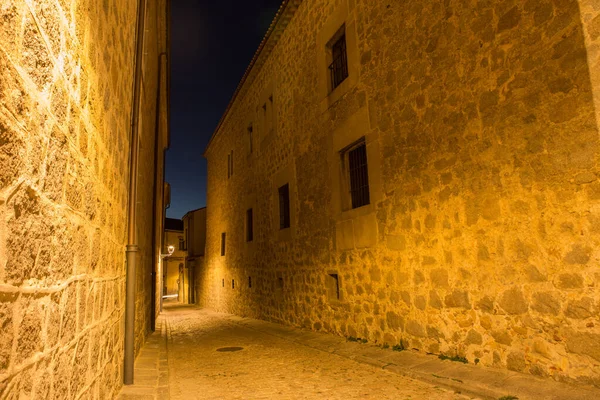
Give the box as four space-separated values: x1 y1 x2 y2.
124 0 147 386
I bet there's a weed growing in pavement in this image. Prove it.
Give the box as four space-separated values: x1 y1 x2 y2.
498 397 518 400
392 342 405 352
347 336 367 343
382 343 389 349
438 354 468 364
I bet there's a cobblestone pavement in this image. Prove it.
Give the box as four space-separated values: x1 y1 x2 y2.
163 304 475 400
117 317 169 400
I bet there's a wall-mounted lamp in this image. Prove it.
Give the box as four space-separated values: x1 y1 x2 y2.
161 245 175 259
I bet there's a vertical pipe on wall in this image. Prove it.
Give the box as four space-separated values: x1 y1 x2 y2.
124 0 147 386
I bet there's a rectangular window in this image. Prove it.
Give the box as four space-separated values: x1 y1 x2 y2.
222 278 224 287
327 273 340 301
347 141 370 209
329 33 348 90
232 279 235 289
221 232 226 256
248 277 252 288
278 184 290 229
246 208 253 242
178 238 185 251
248 124 253 154
227 151 233 179
262 95 274 136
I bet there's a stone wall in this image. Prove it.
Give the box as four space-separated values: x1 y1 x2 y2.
163 230 185 298
203 0 600 387
0 0 168 397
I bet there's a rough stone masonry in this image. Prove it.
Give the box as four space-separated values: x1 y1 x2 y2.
0 0 169 398
203 0 600 388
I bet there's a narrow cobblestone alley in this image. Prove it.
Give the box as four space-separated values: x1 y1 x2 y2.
119 304 600 400
164 304 474 400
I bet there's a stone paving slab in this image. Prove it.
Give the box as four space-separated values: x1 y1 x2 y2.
212 309 600 400
117 317 170 400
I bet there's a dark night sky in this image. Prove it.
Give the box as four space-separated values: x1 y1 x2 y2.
166 0 283 219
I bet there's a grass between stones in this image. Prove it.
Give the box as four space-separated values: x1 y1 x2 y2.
438 354 468 364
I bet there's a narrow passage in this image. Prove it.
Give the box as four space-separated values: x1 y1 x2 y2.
163 304 474 400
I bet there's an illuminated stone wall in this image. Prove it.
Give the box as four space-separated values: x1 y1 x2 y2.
163 230 186 298
0 0 168 397
203 0 600 386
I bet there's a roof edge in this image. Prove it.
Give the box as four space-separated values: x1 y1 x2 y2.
203 0 303 157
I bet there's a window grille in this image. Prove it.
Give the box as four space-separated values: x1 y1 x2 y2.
348 142 370 209
329 34 348 90
278 184 290 229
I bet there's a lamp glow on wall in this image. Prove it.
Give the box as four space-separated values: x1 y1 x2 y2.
161 245 175 259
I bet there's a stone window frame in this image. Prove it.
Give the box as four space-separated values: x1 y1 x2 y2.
339 137 371 211
329 106 382 251
271 163 297 242
317 1 360 113
326 270 344 304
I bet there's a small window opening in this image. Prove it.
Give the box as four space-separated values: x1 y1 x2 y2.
277 277 284 290
232 279 235 289
278 184 290 230
248 124 253 154
222 279 224 287
249 277 252 288
221 232 226 256
246 208 253 242
327 273 340 301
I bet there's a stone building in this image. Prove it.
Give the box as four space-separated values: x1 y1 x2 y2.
183 207 207 304
163 218 185 299
0 0 170 397
202 0 600 387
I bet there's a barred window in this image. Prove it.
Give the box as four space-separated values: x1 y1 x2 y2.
329 33 348 90
278 184 290 229
344 140 370 209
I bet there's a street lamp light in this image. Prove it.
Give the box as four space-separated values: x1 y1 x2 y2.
161 245 175 259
